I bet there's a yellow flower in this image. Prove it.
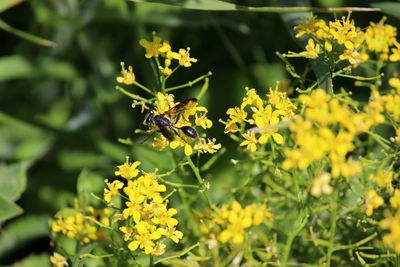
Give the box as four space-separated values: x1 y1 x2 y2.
240 131 258 152
365 17 398 61
50 252 68 267
329 13 358 48
293 16 326 38
380 212 400 254
370 170 393 187
195 112 213 129
170 136 193 156
115 157 141 180
266 88 296 121
194 138 221 154
227 106 247 122
241 87 264 110
136 171 167 203
119 226 133 241
164 226 183 243
152 136 169 151
324 40 332 52
139 33 163 58
104 179 124 203
152 206 178 226
123 188 145 222
176 47 197 67
389 78 400 94
116 62 135 85
299 38 320 59
311 172 333 197
390 190 400 209
155 92 175 114
390 43 400 61
365 190 384 217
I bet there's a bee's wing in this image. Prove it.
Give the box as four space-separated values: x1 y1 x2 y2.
163 98 198 122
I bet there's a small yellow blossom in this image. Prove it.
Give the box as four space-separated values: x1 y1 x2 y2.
139 33 163 58
240 131 258 152
390 43 400 61
116 62 135 85
311 172 333 197
202 200 272 245
170 136 193 156
389 78 400 94
50 252 68 267
194 138 222 154
390 190 400 209
104 179 124 203
299 38 320 59
152 136 169 151
241 87 264 110
365 17 398 61
293 16 326 38
370 170 393 187
176 47 197 67
195 112 213 129
119 226 133 241
365 190 384 217
380 212 400 254
115 157 141 180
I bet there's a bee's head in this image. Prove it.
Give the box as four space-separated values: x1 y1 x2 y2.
143 111 154 126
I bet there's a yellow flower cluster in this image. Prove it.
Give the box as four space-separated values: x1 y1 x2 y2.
310 172 333 197
50 252 68 267
200 200 272 245
52 207 109 243
380 189 400 254
147 92 221 156
369 169 393 187
365 189 384 217
105 157 183 256
282 89 385 177
139 33 197 76
294 14 400 65
222 86 295 152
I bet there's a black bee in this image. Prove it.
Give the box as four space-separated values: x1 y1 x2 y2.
144 98 198 141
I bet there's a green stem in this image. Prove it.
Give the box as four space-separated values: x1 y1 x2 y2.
115 85 150 100
133 81 154 95
186 155 214 207
154 243 200 264
149 254 154 267
326 188 338 267
281 210 307 266
165 72 212 92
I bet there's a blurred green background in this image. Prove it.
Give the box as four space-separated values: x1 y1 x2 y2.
0 0 399 265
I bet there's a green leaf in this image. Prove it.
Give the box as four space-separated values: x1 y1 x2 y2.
0 214 49 254
310 57 331 91
371 2 400 19
0 162 27 201
0 0 24 13
58 150 100 171
0 55 35 82
12 253 51 267
72 243 95 267
96 140 129 161
0 19 56 47
0 195 23 224
76 169 105 207
38 57 78 81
